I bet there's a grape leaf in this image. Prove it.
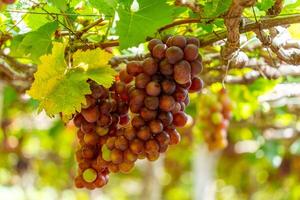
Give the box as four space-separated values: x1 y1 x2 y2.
48 0 68 11
89 0 117 16
257 0 275 11
27 43 116 117
20 22 58 63
116 0 173 49
203 0 232 18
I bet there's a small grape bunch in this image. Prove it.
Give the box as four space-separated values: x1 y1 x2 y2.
199 89 232 151
123 35 204 162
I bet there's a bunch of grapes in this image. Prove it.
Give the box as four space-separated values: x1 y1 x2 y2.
123 35 204 161
73 80 131 189
72 35 204 189
199 89 232 151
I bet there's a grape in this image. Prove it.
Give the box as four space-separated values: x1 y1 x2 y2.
106 137 116 150
119 162 134 173
158 112 173 127
119 114 130 125
189 77 204 93
110 149 123 164
149 120 163 134
131 116 145 129
130 139 144 154
166 128 181 145
108 163 119 173
124 127 136 140
115 82 127 94
130 89 146 105
159 95 176 112
174 60 191 84
180 80 192 89
129 102 143 113
148 39 163 52
74 114 84 128
143 57 158 75
90 84 108 99
159 59 173 75
135 73 151 89
145 139 160 153
146 151 160 161
191 59 203 77
81 121 95 133
146 81 161 96
171 35 187 48
144 96 159 110
82 146 96 159
82 95 97 109
137 126 151 140
171 102 181 114
184 44 199 61
172 111 188 127
187 37 200 47
127 61 143 76
117 102 129 115
81 106 99 123
152 44 167 59
115 136 129 151
84 133 99 146
161 79 176 94
83 168 97 183
99 100 112 114
155 131 170 146
119 69 133 83
166 37 173 47
124 149 138 162
165 46 184 64
140 107 157 121
174 87 188 102
97 114 112 127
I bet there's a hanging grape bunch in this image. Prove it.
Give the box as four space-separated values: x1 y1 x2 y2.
1 0 16 4
125 35 204 160
73 80 131 189
199 89 232 151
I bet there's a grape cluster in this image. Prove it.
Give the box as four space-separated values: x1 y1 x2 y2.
72 35 204 189
124 35 204 161
73 80 130 189
199 89 232 151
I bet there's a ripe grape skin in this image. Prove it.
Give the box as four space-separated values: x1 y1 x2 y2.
137 126 151 140
159 59 173 76
146 81 161 96
124 127 136 141
140 107 157 121
189 77 204 93
74 114 84 128
143 57 158 75
159 95 176 112
149 120 164 134
174 60 191 85
184 44 199 61
110 149 123 164
130 139 144 154
81 106 99 123
135 73 151 89
115 136 129 151
144 96 159 110
127 61 143 76
174 87 188 102
145 139 160 153
158 112 173 127
171 35 187 48
148 39 163 52
190 59 203 77
152 44 167 60
165 46 184 64
131 116 146 129
119 69 133 83
172 111 188 127
187 37 200 47
155 131 170 146
161 79 176 95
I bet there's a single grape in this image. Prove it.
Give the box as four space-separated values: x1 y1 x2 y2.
146 151 160 161
145 139 160 153
131 116 145 129
149 120 163 134
140 107 157 121
172 111 188 127
172 35 187 48
161 79 176 94
110 149 123 164
165 46 184 64
84 133 99 146
184 44 199 61
81 121 95 134
124 149 138 162
159 59 173 76
146 81 161 96
74 114 84 128
127 61 143 76
137 126 151 140
191 59 203 77
174 60 191 85
144 96 159 110
130 139 144 154
159 95 176 112
166 128 181 145
135 73 151 89
82 95 97 109
189 77 204 93
83 168 98 183
119 162 135 173
186 37 200 47
143 57 158 75
158 111 173 127
155 131 170 146
152 44 167 60
115 136 129 151
81 106 99 123
119 69 133 83
173 87 188 102
148 39 163 52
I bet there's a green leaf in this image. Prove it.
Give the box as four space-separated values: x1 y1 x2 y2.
89 0 117 16
116 0 173 49
27 43 116 117
9 34 26 57
24 6 60 30
48 0 68 11
257 0 275 11
203 0 232 18
20 22 58 62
